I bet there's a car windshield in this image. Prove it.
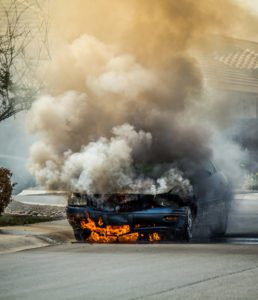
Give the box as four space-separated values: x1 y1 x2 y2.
134 163 174 179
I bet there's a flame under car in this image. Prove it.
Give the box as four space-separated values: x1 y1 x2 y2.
66 161 231 242
66 192 195 242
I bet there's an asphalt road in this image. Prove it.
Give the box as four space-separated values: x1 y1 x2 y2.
0 192 258 300
0 243 258 300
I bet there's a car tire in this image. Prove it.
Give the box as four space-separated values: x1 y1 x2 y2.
212 190 232 237
73 228 91 242
175 208 193 242
210 210 228 237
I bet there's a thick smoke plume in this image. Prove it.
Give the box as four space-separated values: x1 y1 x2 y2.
27 0 256 193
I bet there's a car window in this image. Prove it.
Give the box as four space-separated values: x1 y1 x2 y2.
135 163 174 179
202 161 216 175
192 160 216 179
201 160 216 174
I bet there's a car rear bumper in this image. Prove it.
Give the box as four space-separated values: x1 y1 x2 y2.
66 205 188 233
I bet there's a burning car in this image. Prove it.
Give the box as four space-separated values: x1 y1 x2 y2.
66 161 231 242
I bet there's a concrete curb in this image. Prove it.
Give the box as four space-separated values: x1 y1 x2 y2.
0 220 74 254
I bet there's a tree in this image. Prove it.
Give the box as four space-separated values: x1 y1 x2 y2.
0 0 49 122
0 167 14 215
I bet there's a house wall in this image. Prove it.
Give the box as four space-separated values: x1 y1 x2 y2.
211 89 258 120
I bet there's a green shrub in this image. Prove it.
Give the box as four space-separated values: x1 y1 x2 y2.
0 168 14 215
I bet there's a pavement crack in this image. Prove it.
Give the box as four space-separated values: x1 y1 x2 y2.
132 265 258 300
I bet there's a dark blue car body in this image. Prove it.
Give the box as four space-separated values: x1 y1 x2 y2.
66 204 189 236
66 161 231 241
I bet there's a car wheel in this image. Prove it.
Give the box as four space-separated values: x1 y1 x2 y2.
212 190 232 237
210 210 228 237
184 208 193 241
175 208 193 242
73 228 91 242
191 209 210 239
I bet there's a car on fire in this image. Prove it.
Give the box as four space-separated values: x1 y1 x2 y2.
66 161 231 242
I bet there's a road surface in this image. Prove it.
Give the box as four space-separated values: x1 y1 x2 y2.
0 192 258 300
0 243 257 300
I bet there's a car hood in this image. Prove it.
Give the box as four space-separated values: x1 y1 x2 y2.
76 192 194 213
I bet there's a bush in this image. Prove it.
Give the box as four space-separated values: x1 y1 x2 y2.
0 168 14 215
243 173 258 190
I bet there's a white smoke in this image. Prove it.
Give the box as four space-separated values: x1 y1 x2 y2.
29 121 192 194
131 168 193 196
87 54 158 99
60 124 151 193
27 0 257 195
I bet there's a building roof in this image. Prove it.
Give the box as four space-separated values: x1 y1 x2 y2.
215 48 258 70
200 37 258 94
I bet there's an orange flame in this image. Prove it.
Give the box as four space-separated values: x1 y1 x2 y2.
149 232 161 242
80 216 161 243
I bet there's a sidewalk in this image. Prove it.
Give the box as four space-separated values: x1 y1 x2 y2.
0 219 74 254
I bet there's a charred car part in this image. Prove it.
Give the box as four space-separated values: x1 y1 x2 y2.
67 192 196 242
66 161 231 242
